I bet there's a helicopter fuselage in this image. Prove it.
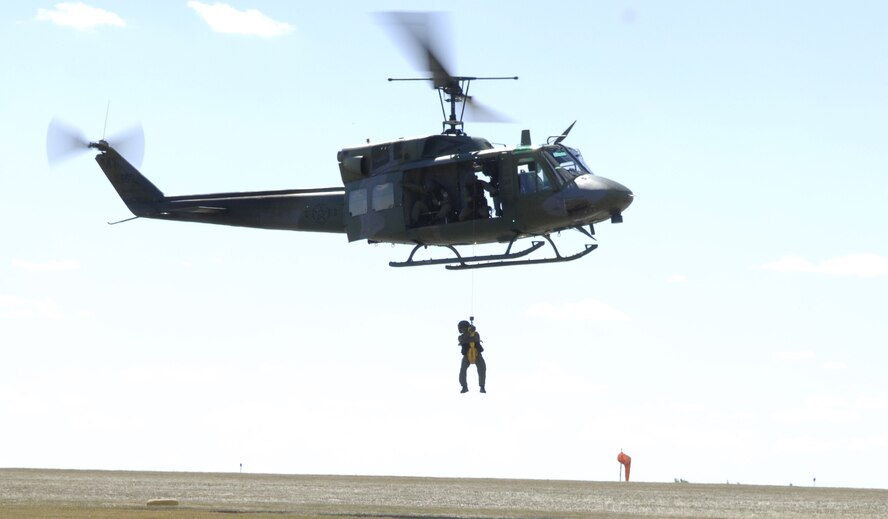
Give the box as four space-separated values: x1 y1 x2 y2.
336 133 633 246
90 129 632 267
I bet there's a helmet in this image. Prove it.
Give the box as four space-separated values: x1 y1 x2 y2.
458 320 470 332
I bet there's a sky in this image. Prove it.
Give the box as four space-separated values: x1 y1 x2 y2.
1 1 887 489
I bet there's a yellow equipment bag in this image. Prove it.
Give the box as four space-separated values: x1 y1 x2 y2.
467 328 478 364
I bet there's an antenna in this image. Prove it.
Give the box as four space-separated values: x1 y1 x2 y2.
102 100 111 140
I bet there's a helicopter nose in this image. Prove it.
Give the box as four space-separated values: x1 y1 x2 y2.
566 175 634 222
600 176 634 217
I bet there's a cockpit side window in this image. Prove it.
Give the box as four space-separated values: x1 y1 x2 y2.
517 157 555 194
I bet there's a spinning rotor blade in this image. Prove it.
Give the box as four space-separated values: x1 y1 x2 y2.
377 11 458 92
46 118 89 167
108 124 145 170
378 11 515 130
464 97 512 123
45 118 145 169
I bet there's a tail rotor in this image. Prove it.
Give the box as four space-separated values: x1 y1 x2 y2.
46 117 145 169
46 117 90 167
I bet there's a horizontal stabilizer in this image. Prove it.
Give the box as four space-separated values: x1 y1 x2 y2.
161 205 228 215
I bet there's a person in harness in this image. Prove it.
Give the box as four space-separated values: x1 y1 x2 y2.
457 319 487 394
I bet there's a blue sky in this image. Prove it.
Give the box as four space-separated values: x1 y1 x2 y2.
1 1 887 489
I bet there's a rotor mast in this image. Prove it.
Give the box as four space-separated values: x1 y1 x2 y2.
388 76 517 135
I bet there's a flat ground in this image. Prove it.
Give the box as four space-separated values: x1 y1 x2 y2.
1 468 886 519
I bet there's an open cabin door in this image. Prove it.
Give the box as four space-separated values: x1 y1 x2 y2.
344 173 405 242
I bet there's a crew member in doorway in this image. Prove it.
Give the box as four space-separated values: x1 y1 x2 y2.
459 174 495 221
404 178 452 226
480 162 503 216
458 319 486 393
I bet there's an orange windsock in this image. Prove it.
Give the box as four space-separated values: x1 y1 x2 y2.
617 452 632 481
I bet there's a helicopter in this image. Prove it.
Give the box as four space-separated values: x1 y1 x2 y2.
46 13 633 270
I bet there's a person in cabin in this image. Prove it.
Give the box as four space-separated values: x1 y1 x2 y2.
457 319 486 394
404 177 452 226
458 174 495 221
480 161 503 216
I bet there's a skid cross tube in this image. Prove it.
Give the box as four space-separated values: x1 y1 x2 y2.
389 236 545 268
446 242 597 270
389 232 598 270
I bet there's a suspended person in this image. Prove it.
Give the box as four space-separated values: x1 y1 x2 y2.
457 319 486 393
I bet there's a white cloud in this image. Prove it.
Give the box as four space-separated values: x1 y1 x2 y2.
774 433 888 455
772 350 817 361
758 253 888 278
12 259 81 273
35 2 125 30
772 351 850 371
759 255 814 273
526 298 630 321
0 294 63 320
818 253 888 277
772 396 859 424
187 1 293 37
772 396 888 426
667 274 688 283
853 396 888 411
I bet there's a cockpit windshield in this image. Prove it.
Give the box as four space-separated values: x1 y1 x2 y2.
565 146 594 174
541 146 593 186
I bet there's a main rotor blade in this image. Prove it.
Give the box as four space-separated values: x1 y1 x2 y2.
377 11 457 91
46 118 89 167
464 97 512 123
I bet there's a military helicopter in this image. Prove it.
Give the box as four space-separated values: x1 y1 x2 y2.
46 13 633 270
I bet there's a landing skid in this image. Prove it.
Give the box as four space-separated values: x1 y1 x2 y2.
389 233 597 270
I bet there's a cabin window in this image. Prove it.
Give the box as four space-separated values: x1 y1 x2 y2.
348 189 368 216
517 158 554 194
372 183 395 211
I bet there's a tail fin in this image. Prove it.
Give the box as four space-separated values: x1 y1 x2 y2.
93 144 164 217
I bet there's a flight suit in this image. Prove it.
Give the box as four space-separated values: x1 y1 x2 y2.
458 328 486 392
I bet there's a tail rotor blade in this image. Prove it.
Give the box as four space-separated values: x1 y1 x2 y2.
46 118 89 167
108 123 144 169
47 118 145 170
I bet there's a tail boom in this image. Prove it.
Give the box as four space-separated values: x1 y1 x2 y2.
93 145 346 234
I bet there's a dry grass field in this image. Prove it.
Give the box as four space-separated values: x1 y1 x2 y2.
1 468 886 519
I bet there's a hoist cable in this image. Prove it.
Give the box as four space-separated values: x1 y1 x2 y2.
469 182 478 320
